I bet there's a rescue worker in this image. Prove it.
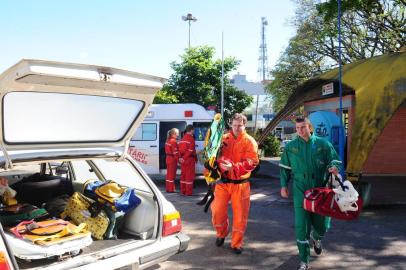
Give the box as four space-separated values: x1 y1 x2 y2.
178 125 197 196
165 128 179 193
211 113 258 255
279 117 341 270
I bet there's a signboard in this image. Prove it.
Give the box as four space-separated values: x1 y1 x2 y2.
322 82 334 96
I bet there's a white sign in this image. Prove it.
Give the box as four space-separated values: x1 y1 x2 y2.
322 82 334 96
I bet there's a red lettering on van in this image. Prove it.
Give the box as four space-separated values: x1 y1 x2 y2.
128 147 148 165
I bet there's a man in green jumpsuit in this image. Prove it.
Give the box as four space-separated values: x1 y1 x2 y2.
280 117 341 270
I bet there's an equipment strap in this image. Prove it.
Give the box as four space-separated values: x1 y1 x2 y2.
220 178 249 184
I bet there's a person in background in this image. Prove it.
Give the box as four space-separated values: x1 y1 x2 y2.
279 117 341 270
178 125 197 196
165 128 179 193
211 113 258 255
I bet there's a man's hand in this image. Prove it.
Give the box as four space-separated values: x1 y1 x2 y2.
178 158 184 164
280 187 289 198
219 160 232 172
328 166 339 175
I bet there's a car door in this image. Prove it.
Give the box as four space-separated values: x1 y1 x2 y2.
0 59 164 164
158 121 186 171
129 122 160 174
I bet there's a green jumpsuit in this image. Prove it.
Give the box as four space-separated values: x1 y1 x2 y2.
280 135 341 263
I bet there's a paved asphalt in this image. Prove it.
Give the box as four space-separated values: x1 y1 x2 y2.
146 160 406 270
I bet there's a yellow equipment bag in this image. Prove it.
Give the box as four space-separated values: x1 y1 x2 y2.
61 192 109 240
84 180 141 213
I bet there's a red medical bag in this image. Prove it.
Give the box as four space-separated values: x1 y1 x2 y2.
303 186 363 220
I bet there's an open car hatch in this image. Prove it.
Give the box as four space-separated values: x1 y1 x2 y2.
0 59 164 166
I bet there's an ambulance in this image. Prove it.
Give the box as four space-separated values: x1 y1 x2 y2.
128 103 214 175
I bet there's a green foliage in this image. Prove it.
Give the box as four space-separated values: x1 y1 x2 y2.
265 32 325 112
266 0 405 112
313 0 405 62
153 85 179 104
257 133 281 157
156 46 253 124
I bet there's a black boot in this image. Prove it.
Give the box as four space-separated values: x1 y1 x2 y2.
215 237 225 247
232 247 243 255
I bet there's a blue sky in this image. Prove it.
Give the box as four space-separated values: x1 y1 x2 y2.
1 0 296 81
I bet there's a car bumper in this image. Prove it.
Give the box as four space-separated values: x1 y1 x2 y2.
176 232 190 253
138 232 190 269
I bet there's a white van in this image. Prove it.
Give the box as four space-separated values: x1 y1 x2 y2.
0 59 189 270
128 104 213 175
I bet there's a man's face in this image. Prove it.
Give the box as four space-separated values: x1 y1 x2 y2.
296 121 311 140
231 119 245 137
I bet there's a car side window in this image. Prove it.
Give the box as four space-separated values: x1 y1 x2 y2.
70 160 98 183
92 159 151 193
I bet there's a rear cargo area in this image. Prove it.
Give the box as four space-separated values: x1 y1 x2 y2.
0 160 159 269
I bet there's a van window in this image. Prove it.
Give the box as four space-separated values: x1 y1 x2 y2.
132 123 157 141
193 122 210 141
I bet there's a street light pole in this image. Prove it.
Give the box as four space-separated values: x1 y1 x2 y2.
182 13 197 49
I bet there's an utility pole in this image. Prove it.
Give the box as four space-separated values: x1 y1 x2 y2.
221 32 224 117
255 17 269 133
182 13 197 49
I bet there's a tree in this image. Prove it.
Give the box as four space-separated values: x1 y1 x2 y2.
153 85 178 104
154 46 253 123
266 0 405 112
316 0 405 62
266 24 327 111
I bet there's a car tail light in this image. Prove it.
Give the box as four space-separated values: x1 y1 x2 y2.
162 211 182 237
0 245 13 270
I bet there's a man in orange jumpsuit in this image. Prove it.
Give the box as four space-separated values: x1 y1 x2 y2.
165 128 179 193
179 125 197 196
211 113 258 254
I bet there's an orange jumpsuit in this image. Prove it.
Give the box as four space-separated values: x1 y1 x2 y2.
211 131 258 249
165 137 179 192
178 133 197 196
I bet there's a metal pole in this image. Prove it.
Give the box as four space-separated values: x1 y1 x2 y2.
221 31 224 117
338 0 345 172
182 13 196 49
188 20 191 49
254 19 266 133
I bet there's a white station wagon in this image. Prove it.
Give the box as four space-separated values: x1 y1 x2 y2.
0 60 189 270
